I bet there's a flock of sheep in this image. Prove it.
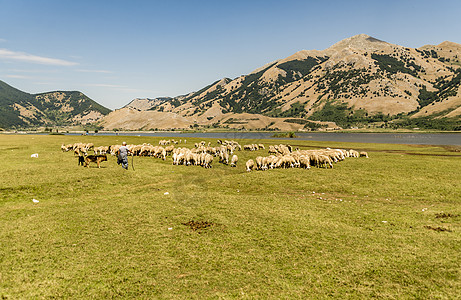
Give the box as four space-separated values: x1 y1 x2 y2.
61 139 368 171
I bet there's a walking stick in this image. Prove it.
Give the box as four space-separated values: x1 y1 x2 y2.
131 153 135 171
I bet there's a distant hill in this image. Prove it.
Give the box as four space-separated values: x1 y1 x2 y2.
0 80 111 129
102 34 461 131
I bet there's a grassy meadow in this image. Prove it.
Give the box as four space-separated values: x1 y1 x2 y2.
0 134 460 299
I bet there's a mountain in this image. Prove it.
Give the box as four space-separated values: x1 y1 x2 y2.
123 97 173 111
0 80 111 129
103 34 461 131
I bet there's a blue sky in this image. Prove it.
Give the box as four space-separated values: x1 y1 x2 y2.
1 0 460 109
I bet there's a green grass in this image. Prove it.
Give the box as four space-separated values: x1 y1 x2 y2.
1 135 460 298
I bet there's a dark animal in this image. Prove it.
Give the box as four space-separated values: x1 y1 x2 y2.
78 155 85 166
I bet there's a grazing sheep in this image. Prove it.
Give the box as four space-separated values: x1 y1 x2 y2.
360 151 369 158
230 155 238 167
255 156 263 170
165 145 175 155
348 149 360 158
219 151 229 165
299 156 311 169
85 143 94 152
268 145 277 155
245 159 255 172
318 155 333 168
74 146 87 156
203 154 213 168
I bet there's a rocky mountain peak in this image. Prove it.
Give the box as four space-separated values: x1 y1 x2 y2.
327 34 388 52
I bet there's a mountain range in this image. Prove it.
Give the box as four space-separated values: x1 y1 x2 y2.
0 80 111 129
2 34 461 130
102 34 461 131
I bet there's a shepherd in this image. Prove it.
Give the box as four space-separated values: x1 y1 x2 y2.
117 142 132 170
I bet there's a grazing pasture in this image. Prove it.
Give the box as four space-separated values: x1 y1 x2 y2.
0 134 460 298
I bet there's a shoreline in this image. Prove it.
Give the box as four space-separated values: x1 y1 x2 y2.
2 129 461 135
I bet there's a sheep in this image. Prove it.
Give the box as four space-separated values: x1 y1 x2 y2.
165 145 175 155
318 155 333 168
245 159 255 172
255 156 263 170
219 151 229 165
261 156 271 170
348 149 360 158
268 145 277 155
203 154 213 168
74 145 87 156
360 151 369 158
230 155 238 167
85 143 94 152
299 155 311 169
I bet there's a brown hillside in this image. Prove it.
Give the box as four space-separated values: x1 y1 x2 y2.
102 34 461 130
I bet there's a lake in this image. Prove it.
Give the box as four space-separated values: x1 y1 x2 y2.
70 132 461 146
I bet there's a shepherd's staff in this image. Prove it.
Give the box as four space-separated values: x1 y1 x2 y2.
131 153 135 171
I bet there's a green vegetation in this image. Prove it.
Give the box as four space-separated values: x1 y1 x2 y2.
318 68 375 98
271 131 297 138
218 63 279 114
0 80 111 129
276 56 327 83
371 53 419 76
0 135 460 298
393 115 461 131
269 101 306 118
0 80 36 128
417 86 438 107
416 69 461 108
308 101 390 128
309 100 461 131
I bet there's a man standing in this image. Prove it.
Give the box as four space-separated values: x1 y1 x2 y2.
117 142 131 170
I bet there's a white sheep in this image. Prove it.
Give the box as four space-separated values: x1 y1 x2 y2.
230 155 238 167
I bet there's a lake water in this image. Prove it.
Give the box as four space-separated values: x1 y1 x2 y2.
71 132 461 146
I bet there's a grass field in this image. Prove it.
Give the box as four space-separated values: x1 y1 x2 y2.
1 134 460 299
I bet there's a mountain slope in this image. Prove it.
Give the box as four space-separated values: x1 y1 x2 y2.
0 80 36 128
103 34 461 130
0 80 111 129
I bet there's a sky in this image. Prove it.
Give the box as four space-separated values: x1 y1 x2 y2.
1 0 460 110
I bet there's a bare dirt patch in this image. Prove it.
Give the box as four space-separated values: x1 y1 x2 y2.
182 220 216 232
442 145 461 153
424 225 452 232
435 213 460 219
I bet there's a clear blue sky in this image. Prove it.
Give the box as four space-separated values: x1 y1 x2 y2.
1 0 460 109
